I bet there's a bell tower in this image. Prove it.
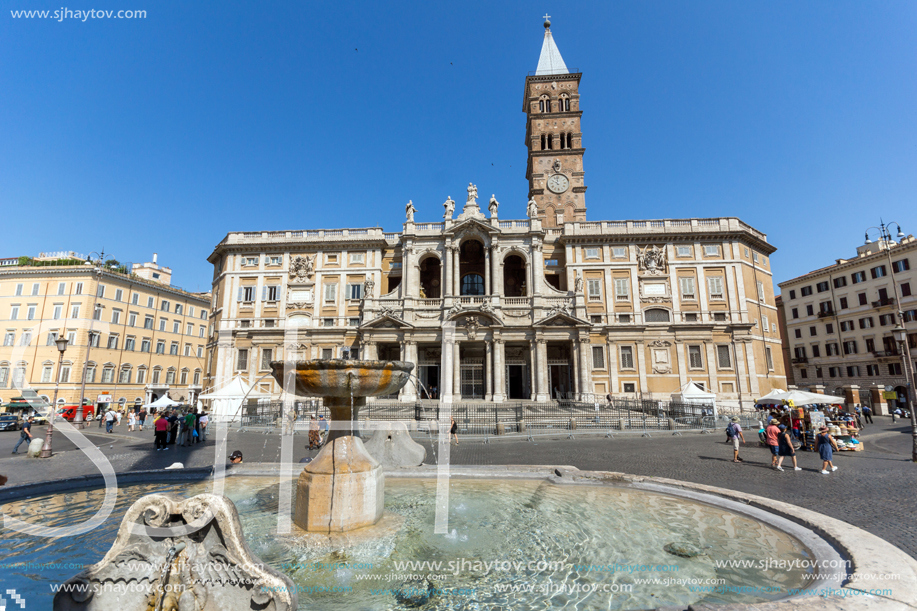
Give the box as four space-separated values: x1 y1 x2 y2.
523 17 587 227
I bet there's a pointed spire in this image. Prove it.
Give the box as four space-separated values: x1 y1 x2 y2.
535 16 569 76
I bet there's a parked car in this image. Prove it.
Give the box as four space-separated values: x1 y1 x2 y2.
0 414 22 431
29 411 49 425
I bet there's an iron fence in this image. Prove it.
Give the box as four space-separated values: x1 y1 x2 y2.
237 398 720 436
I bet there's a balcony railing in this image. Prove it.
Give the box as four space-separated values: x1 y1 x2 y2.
791 357 808 364
817 310 834 318
872 298 896 308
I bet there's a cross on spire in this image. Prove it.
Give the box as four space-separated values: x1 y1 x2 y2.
542 13 551 21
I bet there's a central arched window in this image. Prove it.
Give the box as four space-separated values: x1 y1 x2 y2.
461 274 485 296
644 308 671 323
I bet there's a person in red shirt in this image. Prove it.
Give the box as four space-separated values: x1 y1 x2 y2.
154 415 170 451
765 420 781 468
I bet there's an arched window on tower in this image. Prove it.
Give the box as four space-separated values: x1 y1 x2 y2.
547 134 554 150
564 98 570 111
568 133 575 148
540 134 546 150
559 133 566 149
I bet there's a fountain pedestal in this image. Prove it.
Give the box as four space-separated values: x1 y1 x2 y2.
271 359 413 533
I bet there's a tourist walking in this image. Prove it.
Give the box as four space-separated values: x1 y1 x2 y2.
154 413 169 450
308 415 320 450
138 409 147 431
764 419 781 467
726 416 745 462
816 426 839 475
105 408 116 433
182 410 196 446
862 404 874 424
12 416 34 454
318 414 328 443
199 411 209 441
450 416 459 445
168 410 179 444
775 424 802 471
128 411 136 432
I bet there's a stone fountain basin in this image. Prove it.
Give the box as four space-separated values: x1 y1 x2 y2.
269 359 413 398
3 467 917 611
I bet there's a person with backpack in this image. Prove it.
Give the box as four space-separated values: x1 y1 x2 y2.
726 416 745 463
105 408 116 433
861 404 873 424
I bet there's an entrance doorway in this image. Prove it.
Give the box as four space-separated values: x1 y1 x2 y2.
419 365 440 399
460 363 484 399
548 364 572 400
506 364 527 399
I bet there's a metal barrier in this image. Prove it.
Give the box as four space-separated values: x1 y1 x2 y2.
234 399 747 442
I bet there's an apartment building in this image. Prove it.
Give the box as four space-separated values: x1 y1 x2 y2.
0 254 210 412
778 236 917 414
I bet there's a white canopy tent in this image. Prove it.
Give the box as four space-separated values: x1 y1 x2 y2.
755 389 845 406
144 394 182 410
198 377 270 422
671 380 717 417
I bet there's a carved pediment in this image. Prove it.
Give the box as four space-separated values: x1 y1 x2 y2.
360 314 414 330
533 311 591 328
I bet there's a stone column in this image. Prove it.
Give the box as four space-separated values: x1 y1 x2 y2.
441 330 454 404
533 242 544 296
444 246 452 298
744 341 760 396
674 341 688 387
453 341 461 401
536 338 550 401
491 242 501 296
493 338 506 402
484 340 493 401
402 341 418 401
578 336 593 401
453 246 461 296
363 340 378 361
484 247 491 296
703 342 716 390
529 340 538 400
403 245 413 298
635 340 649 397
606 337 618 395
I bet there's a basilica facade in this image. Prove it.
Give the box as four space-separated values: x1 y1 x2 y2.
205 22 786 408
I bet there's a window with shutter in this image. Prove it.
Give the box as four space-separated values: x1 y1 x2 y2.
688 345 703 369
707 277 724 299
324 283 337 302
587 279 601 300
619 346 634 369
716 345 731 368
591 346 605 369
679 277 695 299
614 278 629 300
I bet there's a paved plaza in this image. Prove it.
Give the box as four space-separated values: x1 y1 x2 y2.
1 417 915 560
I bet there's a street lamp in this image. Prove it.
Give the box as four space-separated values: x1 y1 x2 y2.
891 324 917 462
39 336 69 458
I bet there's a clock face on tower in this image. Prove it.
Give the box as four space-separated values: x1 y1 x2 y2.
546 173 569 194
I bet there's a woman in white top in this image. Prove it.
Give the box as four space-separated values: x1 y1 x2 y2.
128 410 136 431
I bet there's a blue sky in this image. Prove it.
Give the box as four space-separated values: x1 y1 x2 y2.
1 0 915 292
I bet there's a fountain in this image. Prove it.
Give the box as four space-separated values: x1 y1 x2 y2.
268 359 413 532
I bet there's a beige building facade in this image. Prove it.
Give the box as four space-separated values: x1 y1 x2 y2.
0 255 210 412
205 22 785 409
778 236 917 413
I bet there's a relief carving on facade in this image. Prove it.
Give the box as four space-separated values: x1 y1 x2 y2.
380 305 403 320
465 315 480 340
289 254 315 282
652 345 672 374
637 245 668 276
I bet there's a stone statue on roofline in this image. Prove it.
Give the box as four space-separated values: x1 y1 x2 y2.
405 200 417 222
443 196 455 220
488 194 499 218
527 197 538 219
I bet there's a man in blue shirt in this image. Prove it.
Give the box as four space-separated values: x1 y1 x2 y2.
12 416 34 454
318 415 329 443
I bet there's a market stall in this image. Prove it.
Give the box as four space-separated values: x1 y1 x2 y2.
671 380 717 418
754 390 861 452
